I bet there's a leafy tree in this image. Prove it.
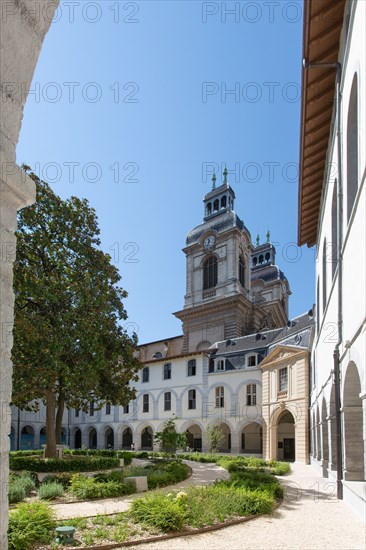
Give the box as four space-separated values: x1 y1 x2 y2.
153 417 187 456
205 425 225 454
12 166 141 457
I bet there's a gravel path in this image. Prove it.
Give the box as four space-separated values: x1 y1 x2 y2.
123 463 366 550
51 460 229 520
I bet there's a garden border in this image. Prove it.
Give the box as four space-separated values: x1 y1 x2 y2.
70 499 282 550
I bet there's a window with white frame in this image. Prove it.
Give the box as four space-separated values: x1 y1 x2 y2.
187 359 196 376
246 384 256 406
164 392 171 411
142 366 149 383
188 389 196 410
279 367 288 391
216 359 225 372
163 363 172 380
215 386 224 408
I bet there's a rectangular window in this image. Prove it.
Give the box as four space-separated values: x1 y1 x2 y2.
279 367 288 391
89 401 94 416
246 384 257 406
187 359 196 376
142 367 149 383
75 409 80 418
163 363 172 380
123 404 129 414
164 392 171 411
143 394 149 413
216 359 225 371
215 386 224 408
188 389 196 410
106 402 111 415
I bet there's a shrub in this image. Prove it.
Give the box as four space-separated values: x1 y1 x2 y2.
39 481 64 500
41 472 72 488
69 475 135 500
10 455 119 472
8 501 55 550
8 473 36 503
8 485 26 504
63 449 132 464
9 450 43 458
130 493 187 532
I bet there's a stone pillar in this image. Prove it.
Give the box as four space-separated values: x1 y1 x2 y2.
0 3 59 546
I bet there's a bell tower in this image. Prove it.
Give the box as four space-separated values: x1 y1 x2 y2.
174 170 290 353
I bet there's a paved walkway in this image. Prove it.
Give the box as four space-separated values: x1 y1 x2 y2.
122 463 365 550
52 460 229 520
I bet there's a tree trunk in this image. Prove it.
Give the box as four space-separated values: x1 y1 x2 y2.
45 390 57 458
55 392 65 444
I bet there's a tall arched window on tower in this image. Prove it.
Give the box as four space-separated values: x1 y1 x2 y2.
239 255 245 287
322 239 327 315
206 202 212 216
347 73 358 222
203 256 218 289
213 199 219 212
221 195 227 209
331 181 338 279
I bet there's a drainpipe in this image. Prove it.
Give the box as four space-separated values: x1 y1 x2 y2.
303 61 343 498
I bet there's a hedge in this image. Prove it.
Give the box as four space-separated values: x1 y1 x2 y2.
9 450 43 458
10 456 120 473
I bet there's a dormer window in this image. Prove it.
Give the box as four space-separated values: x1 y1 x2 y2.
216 359 225 371
247 355 257 367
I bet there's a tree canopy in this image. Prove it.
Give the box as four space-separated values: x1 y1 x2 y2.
12 166 141 456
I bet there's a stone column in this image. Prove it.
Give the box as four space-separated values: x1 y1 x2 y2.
0 2 59 547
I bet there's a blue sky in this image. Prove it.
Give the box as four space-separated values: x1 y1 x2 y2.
17 0 315 344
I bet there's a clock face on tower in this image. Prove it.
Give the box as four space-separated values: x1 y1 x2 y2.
203 235 216 250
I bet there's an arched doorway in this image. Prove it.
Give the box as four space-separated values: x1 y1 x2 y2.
321 398 329 474
241 423 262 454
185 424 202 451
74 429 82 449
40 427 47 448
9 426 15 451
329 385 337 470
122 427 133 449
105 427 114 449
343 363 365 480
277 410 295 461
141 427 153 450
20 426 34 450
216 423 231 453
89 428 97 450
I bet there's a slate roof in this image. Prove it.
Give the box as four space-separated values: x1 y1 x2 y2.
186 210 246 245
251 264 287 283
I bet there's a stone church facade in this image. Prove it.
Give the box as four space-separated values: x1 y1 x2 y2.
11 175 313 464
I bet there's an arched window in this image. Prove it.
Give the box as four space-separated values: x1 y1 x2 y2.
239 255 245 287
142 366 149 383
347 73 358 222
331 181 338 278
143 394 149 413
322 239 327 314
265 252 270 262
221 195 227 208
206 202 212 216
259 255 264 264
203 256 218 289
253 256 258 266
163 363 171 380
213 199 219 212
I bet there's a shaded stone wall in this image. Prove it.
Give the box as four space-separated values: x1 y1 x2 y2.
0 2 58 547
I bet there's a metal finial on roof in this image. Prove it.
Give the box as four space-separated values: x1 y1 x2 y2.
266 230 270 243
223 166 228 184
212 172 216 190
256 234 260 246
